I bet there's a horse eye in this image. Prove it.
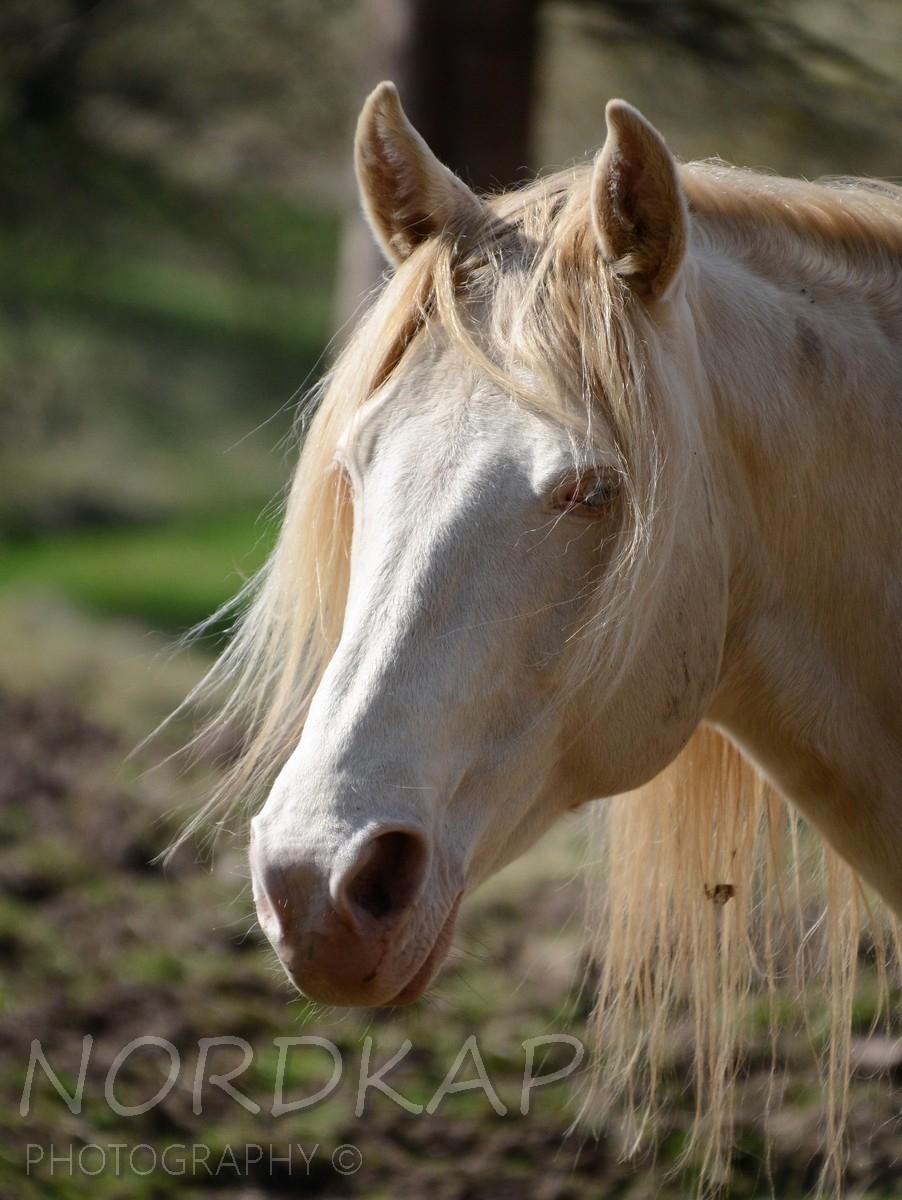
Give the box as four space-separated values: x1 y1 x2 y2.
552 472 619 515
583 482 617 508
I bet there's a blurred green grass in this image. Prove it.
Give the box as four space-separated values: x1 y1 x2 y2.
0 125 335 547
0 126 329 633
0 504 276 632
0 220 333 361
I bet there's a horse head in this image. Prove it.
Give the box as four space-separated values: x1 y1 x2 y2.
249 84 727 1005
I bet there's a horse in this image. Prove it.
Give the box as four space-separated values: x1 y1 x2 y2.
183 83 902 1189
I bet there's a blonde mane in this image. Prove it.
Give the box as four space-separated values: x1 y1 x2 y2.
682 162 902 271
182 161 902 1194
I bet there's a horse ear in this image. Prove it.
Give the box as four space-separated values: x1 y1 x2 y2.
591 100 687 300
354 81 484 265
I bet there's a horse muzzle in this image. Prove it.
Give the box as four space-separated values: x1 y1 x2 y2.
249 817 461 1006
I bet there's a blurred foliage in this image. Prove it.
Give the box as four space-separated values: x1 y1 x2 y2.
578 0 891 82
542 0 901 178
574 0 901 156
0 135 336 533
0 0 362 198
0 5 345 569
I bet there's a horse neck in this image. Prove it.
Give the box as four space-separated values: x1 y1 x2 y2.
690 224 902 909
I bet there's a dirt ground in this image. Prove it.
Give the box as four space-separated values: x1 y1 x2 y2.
0 608 899 1199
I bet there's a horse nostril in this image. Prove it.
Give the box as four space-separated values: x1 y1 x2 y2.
337 829 429 927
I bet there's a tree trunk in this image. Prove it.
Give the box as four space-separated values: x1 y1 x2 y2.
333 0 539 334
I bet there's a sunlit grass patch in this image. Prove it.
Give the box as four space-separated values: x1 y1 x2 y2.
0 504 277 633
